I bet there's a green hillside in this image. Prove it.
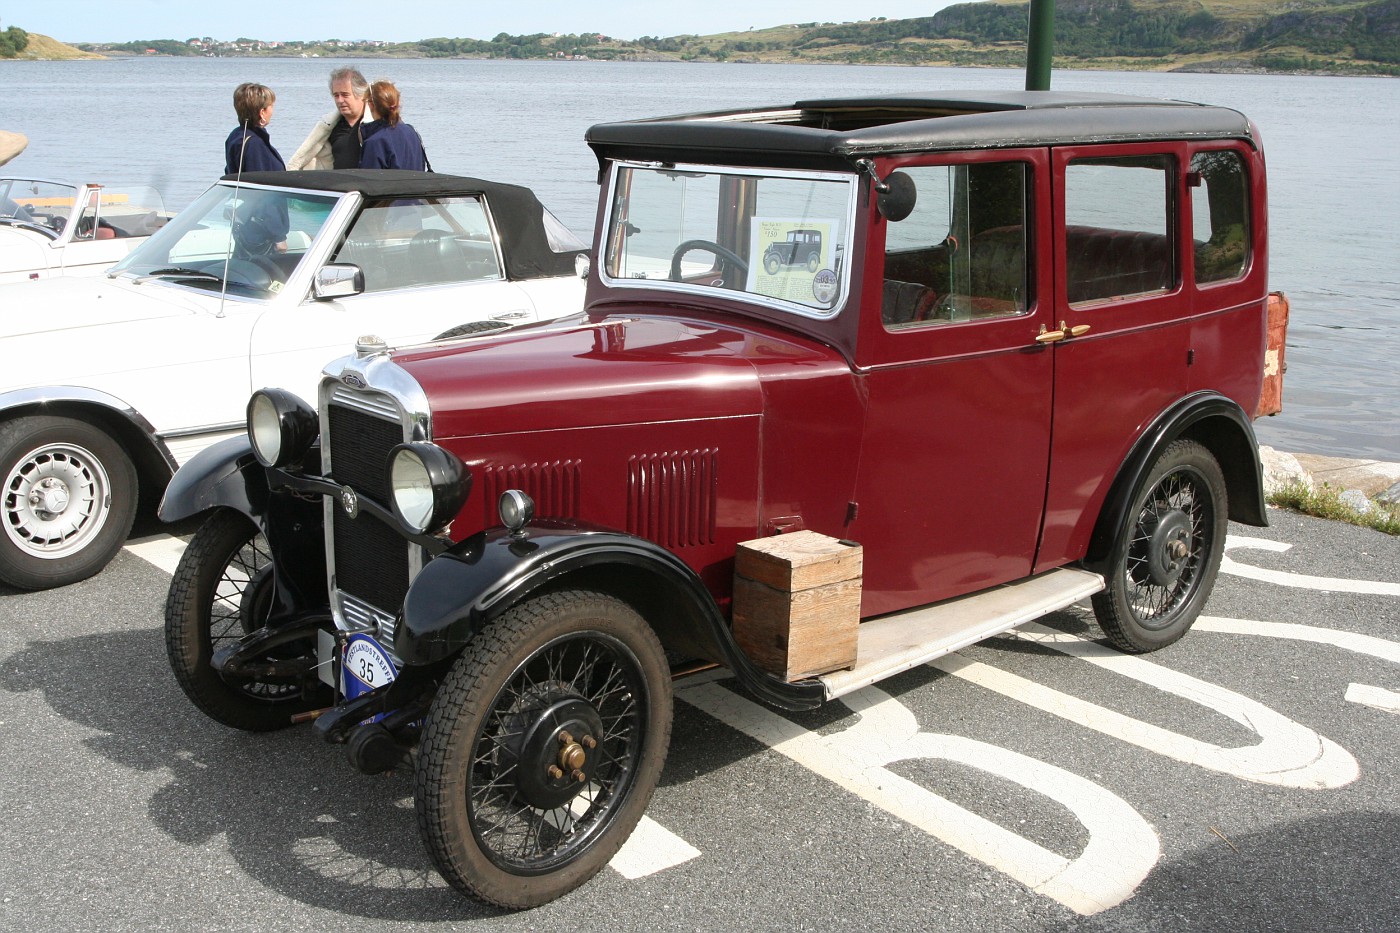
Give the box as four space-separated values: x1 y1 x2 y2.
11 0 1399 74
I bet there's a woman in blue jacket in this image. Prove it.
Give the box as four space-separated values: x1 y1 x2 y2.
224 82 285 176
359 80 427 171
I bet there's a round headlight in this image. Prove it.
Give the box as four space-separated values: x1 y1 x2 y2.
388 443 470 535
499 489 535 535
247 388 317 469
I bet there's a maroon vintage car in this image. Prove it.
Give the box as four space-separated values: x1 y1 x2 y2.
160 91 1273 908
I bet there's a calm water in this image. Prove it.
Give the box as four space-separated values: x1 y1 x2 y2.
3 58 1397 459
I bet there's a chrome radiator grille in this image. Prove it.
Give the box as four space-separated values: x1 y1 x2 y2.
323 382 417 635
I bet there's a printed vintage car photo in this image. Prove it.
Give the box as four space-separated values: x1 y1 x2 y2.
160 91 1278 909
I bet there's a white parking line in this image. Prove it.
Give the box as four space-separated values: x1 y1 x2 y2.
609 816 702 879
123 533 187 575
1345 684 1400 715
1221 536 1400 595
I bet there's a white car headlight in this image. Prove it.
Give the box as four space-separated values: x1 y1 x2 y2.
388 443 470 535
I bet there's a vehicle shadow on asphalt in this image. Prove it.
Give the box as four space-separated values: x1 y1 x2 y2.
0 626 511 922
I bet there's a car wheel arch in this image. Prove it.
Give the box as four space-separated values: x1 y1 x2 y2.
0 394 176 516
1084 391 1267 570
398 527 825 711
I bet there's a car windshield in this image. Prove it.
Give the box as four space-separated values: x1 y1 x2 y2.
0 178 78 227
109 182 339 297
602 163 856 316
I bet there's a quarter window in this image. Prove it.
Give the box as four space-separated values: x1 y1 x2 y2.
882 162 1031 328
1064 156 1174 305
1190 150 1250 284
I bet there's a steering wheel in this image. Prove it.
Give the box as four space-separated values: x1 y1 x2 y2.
669 239 749 282
221 258 274 291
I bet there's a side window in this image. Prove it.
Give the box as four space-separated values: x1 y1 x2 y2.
1064 155 1174 305
334 196 502 293
882 161 1030 328
1190 150 1250 284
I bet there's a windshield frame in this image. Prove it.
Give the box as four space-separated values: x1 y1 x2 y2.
599 160 859 321
108 180 351 301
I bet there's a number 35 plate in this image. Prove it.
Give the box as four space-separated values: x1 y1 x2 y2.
343 633 398 700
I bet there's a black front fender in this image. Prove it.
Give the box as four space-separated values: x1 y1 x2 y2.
159 436 269 524
398 524 825 711
159 435 329 612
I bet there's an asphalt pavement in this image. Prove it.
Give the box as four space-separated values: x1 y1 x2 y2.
1 506 1396 932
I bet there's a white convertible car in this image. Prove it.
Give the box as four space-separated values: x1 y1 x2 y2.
0 169 588 590
1 177 169 283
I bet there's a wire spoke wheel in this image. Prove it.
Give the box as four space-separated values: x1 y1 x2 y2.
1093 439 1228 653
416 590 671 908
165 509 329 730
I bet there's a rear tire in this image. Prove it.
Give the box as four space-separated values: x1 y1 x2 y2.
415 590 672 908
1091 439 1228 653
165 509 329 731
0 415 137 590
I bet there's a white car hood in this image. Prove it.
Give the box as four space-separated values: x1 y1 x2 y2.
0 274 204 340
0 224 50 275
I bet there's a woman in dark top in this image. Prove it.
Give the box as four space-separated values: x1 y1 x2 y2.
224 82 285 176
358 80 427 171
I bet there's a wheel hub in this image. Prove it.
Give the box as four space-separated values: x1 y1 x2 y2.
501 693 604 811
31 476 71 518
5 445 108 555
1144 508 1193 588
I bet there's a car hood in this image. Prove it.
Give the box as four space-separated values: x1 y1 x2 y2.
0 274 205 340
387 312 849 440
0 224 50 275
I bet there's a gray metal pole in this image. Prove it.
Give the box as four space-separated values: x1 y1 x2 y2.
1026 0 1055 90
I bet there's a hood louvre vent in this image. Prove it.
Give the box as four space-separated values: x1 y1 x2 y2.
627 449 718 549
480 460 581 524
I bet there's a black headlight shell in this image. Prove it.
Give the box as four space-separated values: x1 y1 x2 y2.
388 442 471 535
247 388 318 469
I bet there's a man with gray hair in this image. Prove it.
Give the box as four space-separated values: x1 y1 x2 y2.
289 67 370 170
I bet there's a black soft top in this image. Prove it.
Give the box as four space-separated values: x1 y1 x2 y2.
219 169 580 279
586 91 1256 173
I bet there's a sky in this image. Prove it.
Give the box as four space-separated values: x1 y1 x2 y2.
1 0 966 44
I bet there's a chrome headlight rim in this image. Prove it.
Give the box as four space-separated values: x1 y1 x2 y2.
387 442 470 535
247 388 318 469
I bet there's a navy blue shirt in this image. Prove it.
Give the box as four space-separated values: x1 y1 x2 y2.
224 124 285 175
358 121 426 171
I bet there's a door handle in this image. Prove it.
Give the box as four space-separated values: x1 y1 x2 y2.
1034 321 1091 345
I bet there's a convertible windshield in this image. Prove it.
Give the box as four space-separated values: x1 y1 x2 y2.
110 183 339 295
0 179 77 223
603 164 855 315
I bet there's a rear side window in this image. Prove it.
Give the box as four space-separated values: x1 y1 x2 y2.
1190 150 1250 284
881 161 1031 328
1064 156 1174 305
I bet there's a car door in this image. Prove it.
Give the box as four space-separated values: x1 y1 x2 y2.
848 149 1056 616
1035 142 1193 568
246 194 544 404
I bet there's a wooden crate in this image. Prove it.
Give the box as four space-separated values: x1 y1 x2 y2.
732 531 862 681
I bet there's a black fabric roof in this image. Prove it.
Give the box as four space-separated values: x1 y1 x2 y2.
219 169 580 280
586 92 1256 172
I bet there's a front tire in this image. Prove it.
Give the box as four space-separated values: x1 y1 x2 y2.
165 509 329 731
1091 439 1228 653
0 415 137 590
415 590 672 908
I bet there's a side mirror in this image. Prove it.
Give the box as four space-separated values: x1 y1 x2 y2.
575 252 591 280
877 171 918 223
314 263 365 300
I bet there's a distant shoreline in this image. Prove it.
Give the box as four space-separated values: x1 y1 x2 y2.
5 53 1395 79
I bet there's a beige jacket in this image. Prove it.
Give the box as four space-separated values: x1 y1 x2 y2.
287 112 338 171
